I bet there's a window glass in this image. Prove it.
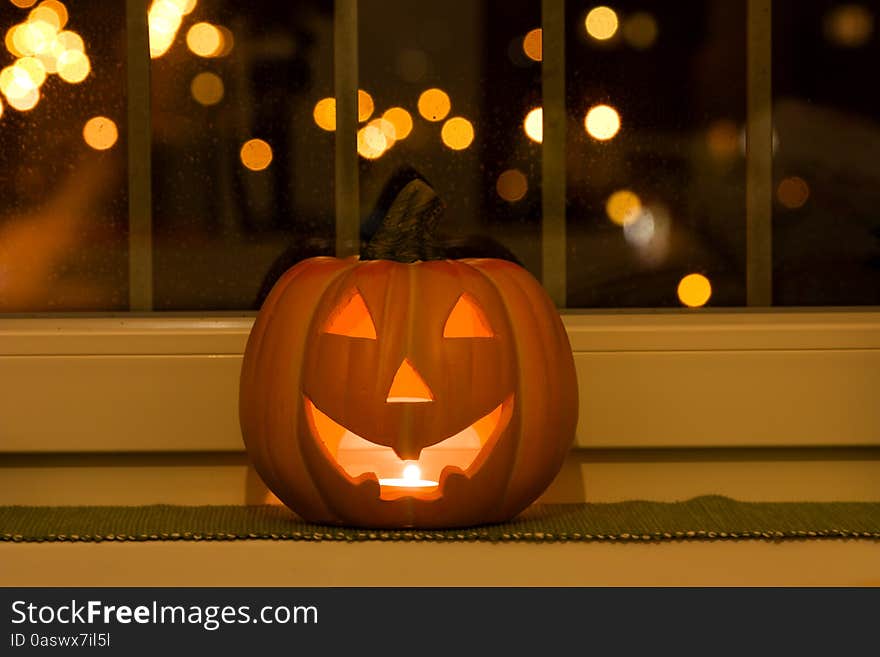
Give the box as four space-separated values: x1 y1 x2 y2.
357 0 543 277
565 1 747 307
0 0 128 312
150 0 335 310
772 0 880 305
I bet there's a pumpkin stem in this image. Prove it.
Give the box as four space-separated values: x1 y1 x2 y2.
361 177 446 262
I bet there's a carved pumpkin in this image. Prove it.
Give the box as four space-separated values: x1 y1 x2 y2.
240 178 578 528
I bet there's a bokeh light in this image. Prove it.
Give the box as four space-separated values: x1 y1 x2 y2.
0 97 3 119
622 11 658 49
496 169 528 202
56 49 89 83
357 89 374 122
33 1 68 30
522 28 542 61
605 189 642 226
82 116 118 150
313 97 336 131
190 71 224 105
16 57 46 90
585 6 619 40
240 138 273 171
369 117 397 148
777 176 810 209
524 107 542 143
1 64 36 100
5 26 24 58
186 22 221 57
56 30 84 52
357 124 388 159
677 274 712 308
148 0 184 58
7 86 39 111
29 5 63 31
382 107 412 140
585 104 620 140
441 116 474 150
823 4 874 47
417 88 450 122
11 0 39 8
15 20 56 56
706 119 739 160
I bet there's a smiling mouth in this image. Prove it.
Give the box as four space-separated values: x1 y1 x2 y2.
304 395 512 499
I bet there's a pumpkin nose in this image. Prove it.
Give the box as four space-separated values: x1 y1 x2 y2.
386 359 433 403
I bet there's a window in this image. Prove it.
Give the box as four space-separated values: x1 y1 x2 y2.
1 1 878 482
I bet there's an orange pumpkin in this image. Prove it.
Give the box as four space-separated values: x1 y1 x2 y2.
239 179 578 527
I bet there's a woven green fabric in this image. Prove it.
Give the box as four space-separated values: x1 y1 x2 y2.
2 496 879 543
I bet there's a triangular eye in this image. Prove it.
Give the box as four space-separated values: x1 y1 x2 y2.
443 294 494 338
324 289 377 339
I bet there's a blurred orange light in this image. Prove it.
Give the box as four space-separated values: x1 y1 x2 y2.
56 30 84 52
313 97 336 131
56 49 89 83
357 124 388 159
34 1 68 30
706 120 739 160
369 117 397 148
11 0 39 8
16 57 47 87
777 176 810 209
523 107 542 143
83 116 118 150
28 6 63 30
148 0 184 58
15 20 56 56
417 88 450 122
6 26 26 58
167 0 197 15
622 12 658 49
358 89 374 122
522 28 542 61
585 104 620 140
496 169 528 202
382 107 412 140
606 189 642 226
677 273 712 308
186 22 221 57
6 86 39 111
190 71 224 105
441 116 474 150
240 138 273 171
585 6 619 40
0 64 36 99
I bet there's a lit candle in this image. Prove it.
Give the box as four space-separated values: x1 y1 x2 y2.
378 461 438 488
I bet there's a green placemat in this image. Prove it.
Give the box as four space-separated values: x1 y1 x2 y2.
2 496 879 543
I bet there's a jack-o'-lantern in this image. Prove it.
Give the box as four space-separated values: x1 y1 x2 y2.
240 178 578 528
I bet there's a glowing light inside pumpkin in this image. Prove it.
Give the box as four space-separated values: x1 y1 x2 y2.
305 396 510 500
386 359 433 403
379 462 439 489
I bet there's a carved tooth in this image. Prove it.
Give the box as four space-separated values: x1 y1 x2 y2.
353 472 381 498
